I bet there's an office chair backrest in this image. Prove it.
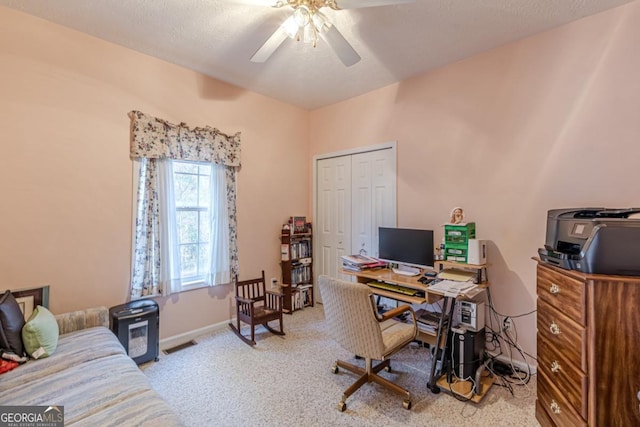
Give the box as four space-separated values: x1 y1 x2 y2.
318 275 385 360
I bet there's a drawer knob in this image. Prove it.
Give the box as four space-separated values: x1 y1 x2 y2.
549 283 560 294
551 360 561 373
550 400 561 415
549 322 561 335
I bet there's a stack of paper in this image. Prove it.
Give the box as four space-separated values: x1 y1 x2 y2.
429 279 476 292
437 268 477 282
341 255 386 272
414 308 448 334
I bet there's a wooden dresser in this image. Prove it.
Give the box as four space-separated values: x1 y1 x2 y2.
535 260 640 426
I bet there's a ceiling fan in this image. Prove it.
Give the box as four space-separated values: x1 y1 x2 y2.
238 0 415 66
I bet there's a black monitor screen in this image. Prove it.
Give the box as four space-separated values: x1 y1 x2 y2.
378 227 434 269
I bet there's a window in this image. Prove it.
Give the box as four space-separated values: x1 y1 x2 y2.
130 158 232 297
173 161 212 285
128 110 239 299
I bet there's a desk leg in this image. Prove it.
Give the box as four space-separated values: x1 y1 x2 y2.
427 296 457 393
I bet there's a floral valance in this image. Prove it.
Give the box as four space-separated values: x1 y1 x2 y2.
129 110 241 167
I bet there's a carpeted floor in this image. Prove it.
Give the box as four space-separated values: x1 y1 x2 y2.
143 306 540 427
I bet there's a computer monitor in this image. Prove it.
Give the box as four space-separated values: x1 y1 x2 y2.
378 227 435 270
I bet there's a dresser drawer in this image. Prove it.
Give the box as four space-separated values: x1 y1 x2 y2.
536 399 558 427
537 333 587 419
537 298 586 372
537 370 587 427
537 264 586 325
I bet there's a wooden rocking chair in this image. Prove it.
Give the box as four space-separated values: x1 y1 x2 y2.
229 270 285 346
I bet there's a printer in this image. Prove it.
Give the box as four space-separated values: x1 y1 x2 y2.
538 208 640 276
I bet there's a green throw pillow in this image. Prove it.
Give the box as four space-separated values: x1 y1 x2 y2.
21 306 59 359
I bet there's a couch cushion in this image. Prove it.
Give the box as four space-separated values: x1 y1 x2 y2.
0 352 181 426
0 290 26 355
0 325 182 426
0 327 125 393
70 389 183 427
22 305 59 359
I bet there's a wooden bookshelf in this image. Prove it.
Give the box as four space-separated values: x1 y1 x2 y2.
280 224 313 313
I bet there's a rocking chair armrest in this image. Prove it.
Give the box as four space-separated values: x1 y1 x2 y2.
265 290 284 298
379 304 416 324
235 296 258 305
264 291 283 310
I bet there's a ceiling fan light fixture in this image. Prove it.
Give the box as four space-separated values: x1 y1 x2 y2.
302 24 316 45
281 4 330 45
293 5 311 27
311 11 331 33
255 0 409 65
281 15 300 39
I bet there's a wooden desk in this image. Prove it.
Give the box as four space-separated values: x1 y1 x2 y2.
343 268 441 304
343 265 490 398
343 267 487 304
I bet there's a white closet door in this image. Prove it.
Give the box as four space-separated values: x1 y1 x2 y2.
316 155 352 283
315 145 396 300
351 149 397 258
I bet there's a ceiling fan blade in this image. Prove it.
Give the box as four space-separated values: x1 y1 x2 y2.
335 0 415 9
251 27 289 63
321 26 361 67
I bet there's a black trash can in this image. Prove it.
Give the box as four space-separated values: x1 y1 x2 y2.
109 299 159 364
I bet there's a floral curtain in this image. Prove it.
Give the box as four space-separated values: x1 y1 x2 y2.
129 110 241 298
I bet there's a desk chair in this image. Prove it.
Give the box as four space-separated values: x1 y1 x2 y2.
318 275 418 412
229 271 284 346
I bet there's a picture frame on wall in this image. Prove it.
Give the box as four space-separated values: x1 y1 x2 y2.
10 285 50 321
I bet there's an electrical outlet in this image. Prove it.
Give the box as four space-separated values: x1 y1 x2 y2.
270 278 278 289
503 317 513 331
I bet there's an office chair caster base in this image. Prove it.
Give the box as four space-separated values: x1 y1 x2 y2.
331 365 339 374
428 384 441 394
338 401 347 412
403 399 412 410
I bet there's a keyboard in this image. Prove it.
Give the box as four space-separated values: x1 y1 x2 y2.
368 281 423 297
392 266 421 276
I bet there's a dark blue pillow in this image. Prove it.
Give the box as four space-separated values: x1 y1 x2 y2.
0 290 26 356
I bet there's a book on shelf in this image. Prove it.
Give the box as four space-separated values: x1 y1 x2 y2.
292 285 312 310
290 216 307 234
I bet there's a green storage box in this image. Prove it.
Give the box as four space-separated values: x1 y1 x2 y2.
444 243 468 263
444 222 476 244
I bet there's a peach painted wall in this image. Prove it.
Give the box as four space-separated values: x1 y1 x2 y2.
309 1 640 364
0 7 309 339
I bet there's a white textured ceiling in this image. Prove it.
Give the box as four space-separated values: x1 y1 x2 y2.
0 0 634 110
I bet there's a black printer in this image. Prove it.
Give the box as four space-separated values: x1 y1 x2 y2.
538 207 640 276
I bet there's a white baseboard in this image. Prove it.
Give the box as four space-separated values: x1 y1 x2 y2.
159 319 230 351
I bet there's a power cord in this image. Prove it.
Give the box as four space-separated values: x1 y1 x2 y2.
483 288 536 396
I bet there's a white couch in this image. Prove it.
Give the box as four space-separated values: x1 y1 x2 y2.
0 307 182 426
